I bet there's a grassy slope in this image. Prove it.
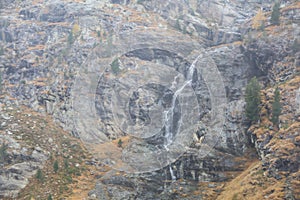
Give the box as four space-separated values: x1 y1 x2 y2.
0 105 103 200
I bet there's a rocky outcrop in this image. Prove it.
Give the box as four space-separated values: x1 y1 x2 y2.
131 0 284 46
0 104 100 199
249 81 300 175
0 0 299 199
244 38 297 84
242 4 300 198
0 105 49 198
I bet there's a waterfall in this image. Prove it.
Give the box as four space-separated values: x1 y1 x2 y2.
163 55 202 182
169 165 176 181
164 54 201 181
163 55 202 150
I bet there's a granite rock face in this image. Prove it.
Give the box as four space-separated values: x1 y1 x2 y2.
0 107 49 198
0 0 299 199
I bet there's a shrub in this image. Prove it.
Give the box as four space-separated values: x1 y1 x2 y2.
118 139 123 148
252 9 266 30
111 58 120 75
72 24 81 35
137 0 145 4
0 46 4 55
64 159 69 169
66 175 73 183
174 19 181 30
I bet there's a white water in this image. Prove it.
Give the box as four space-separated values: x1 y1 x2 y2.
163 55 202 150
169 166 176 181
164 55 202 181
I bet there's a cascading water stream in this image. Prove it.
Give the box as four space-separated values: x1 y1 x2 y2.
169 166 176 181
163 54 202 181
163 54 202 150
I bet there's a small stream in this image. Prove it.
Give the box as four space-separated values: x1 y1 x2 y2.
164 54 202 180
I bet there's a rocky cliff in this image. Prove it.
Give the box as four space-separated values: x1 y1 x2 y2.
0 0 299 199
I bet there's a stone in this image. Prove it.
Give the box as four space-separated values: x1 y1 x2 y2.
48 138 53 143
0 0 299 199
1 114 11 120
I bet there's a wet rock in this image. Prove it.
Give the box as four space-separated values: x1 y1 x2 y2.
1 0 299 199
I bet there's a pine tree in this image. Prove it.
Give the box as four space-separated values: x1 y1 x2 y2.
0 143 8 164
271 87 281 127
292 39 299 54
67 32 74 46
47 194 53 200
271 1 280 25
0 72 3 94
36 169 44 182
53 160 59 173
245 77 261 124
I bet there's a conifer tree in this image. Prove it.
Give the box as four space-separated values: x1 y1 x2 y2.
245 77 261 124
53 160 59 173
0 143 8 163
47 194 53 200
271 1 280 25
271 87 281 127
36 169 44 182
